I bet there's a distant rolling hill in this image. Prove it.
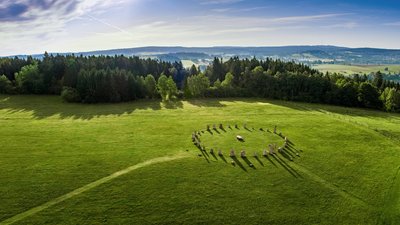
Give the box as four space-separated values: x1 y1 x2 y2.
8 45 400 65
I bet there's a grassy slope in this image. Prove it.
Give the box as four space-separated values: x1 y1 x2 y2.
312 64 400 75
0 95 400 224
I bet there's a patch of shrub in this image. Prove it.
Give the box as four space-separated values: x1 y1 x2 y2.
61 86 81 103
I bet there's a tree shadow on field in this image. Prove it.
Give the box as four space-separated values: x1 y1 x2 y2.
234 98 399 120
186 99 226 108
161 100 183 109
0 95 169 120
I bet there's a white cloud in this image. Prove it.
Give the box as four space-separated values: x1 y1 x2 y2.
211 6 270 13
0 0 133 55
200 0 243 5
323 22 358 29
268 14 350 23
384 21 400 26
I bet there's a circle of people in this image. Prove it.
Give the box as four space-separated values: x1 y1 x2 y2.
192 123 298 162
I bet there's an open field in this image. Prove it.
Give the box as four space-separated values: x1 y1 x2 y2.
312 64 400 75
1 95 400 224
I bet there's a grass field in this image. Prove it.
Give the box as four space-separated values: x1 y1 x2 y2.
312 64 400 75
1 95 400 224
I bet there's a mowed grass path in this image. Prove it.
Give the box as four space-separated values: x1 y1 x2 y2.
0 95 400 224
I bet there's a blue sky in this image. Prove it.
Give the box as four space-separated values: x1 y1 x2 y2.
1 0 400 56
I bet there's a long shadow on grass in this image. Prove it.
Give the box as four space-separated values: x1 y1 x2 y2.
282 149 295 158
196 145 210 163
213 128 221 134
1 96 397 121
162 100 183 109
186 99 226 108
286 146 300 157
236 98 399 120
230 156 247 172
210 152 218 161
263 155 278 168
272 154 302 178
219 154 227 163
242 157 256 169
0 95 167 120
244 127 253 132
254 156 264 166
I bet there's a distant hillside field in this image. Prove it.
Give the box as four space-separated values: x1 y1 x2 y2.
312 64 400 75
8 46 400 65
0 95 400 224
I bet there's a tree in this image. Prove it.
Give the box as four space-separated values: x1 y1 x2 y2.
15 63 45 94
206 57 225 83
358 82 382 109
187 73 210 97
373 71 383 89
61 86 81 103
381 87 400 112
166 76 178 100
157 74 178 101
213 79 221 89
0 75 13 94
144 74 158 99
63 58 79 88
189 64 198 76
221 72 234 88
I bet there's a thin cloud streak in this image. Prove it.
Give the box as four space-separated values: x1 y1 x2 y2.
1 0 400 55
200 0 243 5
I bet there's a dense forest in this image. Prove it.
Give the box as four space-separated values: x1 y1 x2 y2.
1 53 400 112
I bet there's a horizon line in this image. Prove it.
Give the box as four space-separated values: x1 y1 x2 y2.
3 44 400 57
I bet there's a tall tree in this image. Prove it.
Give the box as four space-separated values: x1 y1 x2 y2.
358 82 382 109
0 75 13 94
144 74 158 99
157 74 177 101
187 73 210 97
15 63 45 94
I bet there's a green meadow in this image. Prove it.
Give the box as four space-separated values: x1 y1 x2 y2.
312 64 400 75
1 95 400 224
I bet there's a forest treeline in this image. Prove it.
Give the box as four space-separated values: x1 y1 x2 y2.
1 53 400 112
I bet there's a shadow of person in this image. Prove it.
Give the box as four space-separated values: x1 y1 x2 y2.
210 152 218 161
263 155 278 167
197 146 210 163
230 156 247 172
219 154 227 163
254 156 264 166
242 156 256 169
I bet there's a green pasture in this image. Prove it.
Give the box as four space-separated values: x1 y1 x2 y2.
0 95 399 224
312 64 400 75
